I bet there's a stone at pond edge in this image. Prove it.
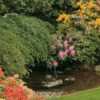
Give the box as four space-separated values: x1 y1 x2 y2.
64 77 75 82
33 77 75 88
43 79 63 88
43 78 75 88
45 75 56 82
95 65 100 72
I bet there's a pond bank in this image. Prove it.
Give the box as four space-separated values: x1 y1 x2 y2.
26 69 100 97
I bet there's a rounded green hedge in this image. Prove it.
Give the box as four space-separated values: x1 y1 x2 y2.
0 15 54 76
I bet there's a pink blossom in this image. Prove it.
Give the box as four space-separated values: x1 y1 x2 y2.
69 45 74 52
63 40 68 48
63 50 67 57
70 50 76 56
58 50 64 59
53 60 58 67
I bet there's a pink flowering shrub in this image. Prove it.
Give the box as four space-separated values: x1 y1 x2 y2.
50 34 76 67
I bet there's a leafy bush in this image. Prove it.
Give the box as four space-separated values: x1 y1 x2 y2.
0 15 54 76
54 0 100 66
0 0 78 21
0 0 7 15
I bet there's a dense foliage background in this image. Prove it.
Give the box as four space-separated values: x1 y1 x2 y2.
0 0 78 22
0 0 100 76
0 1 100 100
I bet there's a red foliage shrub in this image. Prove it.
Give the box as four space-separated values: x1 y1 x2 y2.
0 67 45 100
2 83 28 100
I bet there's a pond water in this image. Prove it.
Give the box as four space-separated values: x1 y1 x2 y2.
26 69 100 95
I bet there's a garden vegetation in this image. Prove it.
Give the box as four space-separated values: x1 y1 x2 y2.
0 0 100 99
0 15 54 76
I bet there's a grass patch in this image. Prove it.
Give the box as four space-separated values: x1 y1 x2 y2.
47 87 100 100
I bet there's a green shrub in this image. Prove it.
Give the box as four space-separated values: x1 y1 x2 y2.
0 29 27 76
0 0 78 21
0 15 54 76
2 0 26 13
0 0 7 15
56 19 100 65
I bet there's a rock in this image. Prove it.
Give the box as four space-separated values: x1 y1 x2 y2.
95 65 100 72
3 13 18 18
64 77 75 82
43 79 63 88
33 77 75 88
45 75 54 82
43 77 75 88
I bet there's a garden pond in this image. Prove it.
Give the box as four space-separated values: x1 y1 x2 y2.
26 68 100 97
